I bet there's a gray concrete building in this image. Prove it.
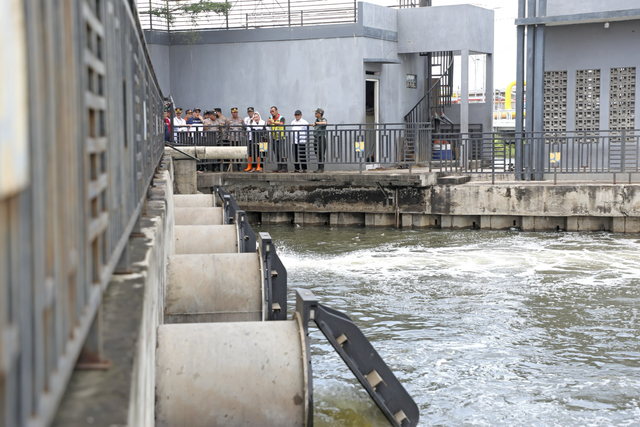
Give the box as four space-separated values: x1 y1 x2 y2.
144 2 494 132
515 0 640 179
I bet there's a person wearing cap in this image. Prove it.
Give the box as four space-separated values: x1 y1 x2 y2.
291 110 309 172
188 108 204 144
227 108 245 171
267 106 287 172
311 108 327 172
173 108 187 143
243 107 256 171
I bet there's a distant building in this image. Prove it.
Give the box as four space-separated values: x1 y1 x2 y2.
142 1 494 133
516 0 640 134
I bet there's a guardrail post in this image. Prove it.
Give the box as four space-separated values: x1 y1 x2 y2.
258 232 287 321
222 194 231 224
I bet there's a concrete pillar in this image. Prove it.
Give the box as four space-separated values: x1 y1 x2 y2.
522 216 566 231
365 213 395 227
624 218 640 233
407 214 440 228
612 217 626 233
173 159 197 194
303 212 330 226
262 212 293 225
485 54 494 134
481 215 520 230
460 50 470 136
330 213 365 226
294 212 304 225
566 217 612 232
401 214 413 228
441 215 480 229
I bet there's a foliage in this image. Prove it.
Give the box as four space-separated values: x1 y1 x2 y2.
149 1 232 31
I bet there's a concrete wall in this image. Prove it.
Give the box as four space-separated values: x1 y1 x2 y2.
397 5 494 55
148 43 171 96
546 0 640 17
545 20 640 131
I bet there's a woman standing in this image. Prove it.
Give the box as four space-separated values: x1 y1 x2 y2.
247 112 266 172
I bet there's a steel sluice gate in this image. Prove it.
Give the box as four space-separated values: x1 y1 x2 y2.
157 187 419 426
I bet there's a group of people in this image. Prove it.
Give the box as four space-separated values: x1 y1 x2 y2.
164 105 327 173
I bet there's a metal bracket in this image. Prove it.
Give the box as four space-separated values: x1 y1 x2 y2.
259 233 287 321
296 289 419 427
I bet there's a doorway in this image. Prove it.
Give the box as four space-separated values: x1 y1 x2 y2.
365 79 379 164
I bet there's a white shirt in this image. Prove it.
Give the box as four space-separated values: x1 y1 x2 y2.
290 118 309 144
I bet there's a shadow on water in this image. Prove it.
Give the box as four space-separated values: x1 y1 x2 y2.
255 224 640 426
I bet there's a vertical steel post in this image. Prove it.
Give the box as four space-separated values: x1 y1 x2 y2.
515 0 526 180
524 0 536 181
533 0 546 181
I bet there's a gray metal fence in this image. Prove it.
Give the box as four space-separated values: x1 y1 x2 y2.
0 0 164 426
428 130 640 177
172 122 431 170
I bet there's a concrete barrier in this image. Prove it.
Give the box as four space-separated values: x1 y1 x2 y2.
174 225 237 254
165 253 262 323
174 207 223 225
156 321 308 427
173 194 214 207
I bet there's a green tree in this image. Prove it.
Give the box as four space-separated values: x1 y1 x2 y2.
149 0 232 42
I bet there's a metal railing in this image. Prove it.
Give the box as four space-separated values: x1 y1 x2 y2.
171 122 432 169
0 1 165 426
428 130 640 177
215 187 256 253
137 0 357 32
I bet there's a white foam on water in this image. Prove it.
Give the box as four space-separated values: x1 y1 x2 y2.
270 227 640 425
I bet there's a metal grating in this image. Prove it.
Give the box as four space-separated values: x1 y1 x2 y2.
575 69 600 136
609 67 636 131
609 67 637 171
543 70 567 133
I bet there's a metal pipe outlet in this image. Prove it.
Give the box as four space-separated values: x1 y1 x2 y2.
164 146 249 160
156 320 309 427
165 253 263 323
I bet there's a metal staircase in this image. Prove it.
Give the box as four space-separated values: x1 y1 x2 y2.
403 51 454 162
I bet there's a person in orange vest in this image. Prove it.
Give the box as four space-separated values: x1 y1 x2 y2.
267 106 286 172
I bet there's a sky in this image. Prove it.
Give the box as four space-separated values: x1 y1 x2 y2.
367 0 519 91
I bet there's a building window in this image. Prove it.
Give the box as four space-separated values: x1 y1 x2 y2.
544 71 567 133
575 69 600 133
609 67 635 131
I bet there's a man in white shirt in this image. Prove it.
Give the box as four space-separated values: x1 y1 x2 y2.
290 110 309 172
173 108 187 143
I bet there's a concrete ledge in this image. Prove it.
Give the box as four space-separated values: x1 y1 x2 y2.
53 157 174 427
437 175 471 185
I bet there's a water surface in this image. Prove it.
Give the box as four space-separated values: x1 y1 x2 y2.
256 225 640 426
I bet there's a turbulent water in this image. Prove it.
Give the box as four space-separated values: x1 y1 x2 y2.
255 225 640 427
